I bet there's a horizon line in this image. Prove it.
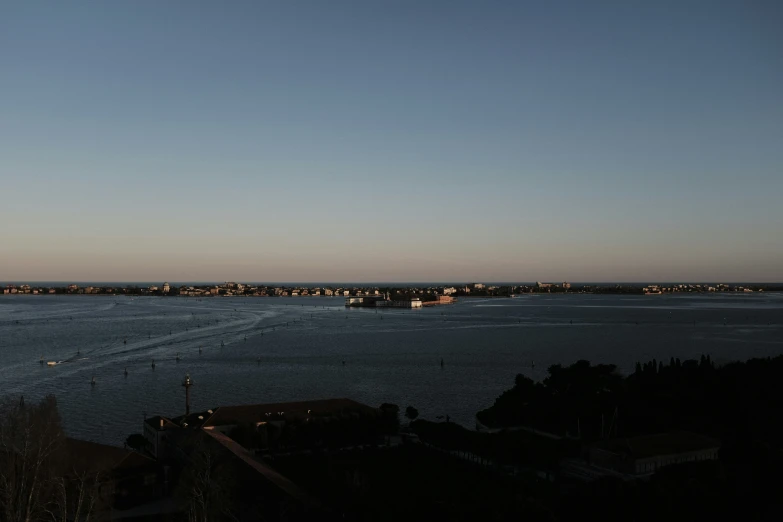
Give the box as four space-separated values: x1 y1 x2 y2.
4 280 783 285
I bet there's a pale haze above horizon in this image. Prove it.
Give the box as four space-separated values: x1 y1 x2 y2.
2 1 782 283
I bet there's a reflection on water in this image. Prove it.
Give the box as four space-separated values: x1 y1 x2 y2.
1 293 781 444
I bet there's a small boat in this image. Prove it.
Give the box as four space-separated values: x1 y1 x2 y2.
47 361 57 367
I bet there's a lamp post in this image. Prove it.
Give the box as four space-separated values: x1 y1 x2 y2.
182 374 193 416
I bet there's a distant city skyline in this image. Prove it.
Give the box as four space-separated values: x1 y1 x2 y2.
2 1 782 282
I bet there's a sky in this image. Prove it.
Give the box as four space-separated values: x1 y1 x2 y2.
1 1 782 283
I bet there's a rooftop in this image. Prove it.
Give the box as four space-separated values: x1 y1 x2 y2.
144 415 178 430
64 438 155 473
202 430 319 508
166 398 377 429
202 398 375 428
592 431 720 460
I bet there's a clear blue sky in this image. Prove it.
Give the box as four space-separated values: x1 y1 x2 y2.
2 0 781 282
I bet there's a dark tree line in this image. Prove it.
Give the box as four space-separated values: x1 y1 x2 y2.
477 355 783 445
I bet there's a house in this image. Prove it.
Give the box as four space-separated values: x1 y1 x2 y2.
143 415 181 459
588 431 720 475
197 398 376 434
63 438 160 514
143 398 387 520
163 427 323 520
148 398 379 453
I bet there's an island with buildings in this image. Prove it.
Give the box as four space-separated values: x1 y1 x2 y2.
3 281 781 299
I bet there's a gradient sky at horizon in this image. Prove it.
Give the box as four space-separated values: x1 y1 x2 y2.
2 1 782 282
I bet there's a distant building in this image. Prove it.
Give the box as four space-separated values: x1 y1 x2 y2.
588 431 720 475
442 287 457 295
472 283 485 290
162 282 170 293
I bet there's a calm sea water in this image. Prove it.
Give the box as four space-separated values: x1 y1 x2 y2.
1 294 782 445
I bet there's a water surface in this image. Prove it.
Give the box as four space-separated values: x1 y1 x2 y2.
1 293 781 444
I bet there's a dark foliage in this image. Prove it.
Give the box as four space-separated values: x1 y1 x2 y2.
477 356 783 446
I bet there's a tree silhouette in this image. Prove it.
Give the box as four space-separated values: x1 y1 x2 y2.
125 433 147 452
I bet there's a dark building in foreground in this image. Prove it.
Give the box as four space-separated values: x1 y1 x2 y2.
588 431 720 475
62 438 163 518
142 398 387 521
